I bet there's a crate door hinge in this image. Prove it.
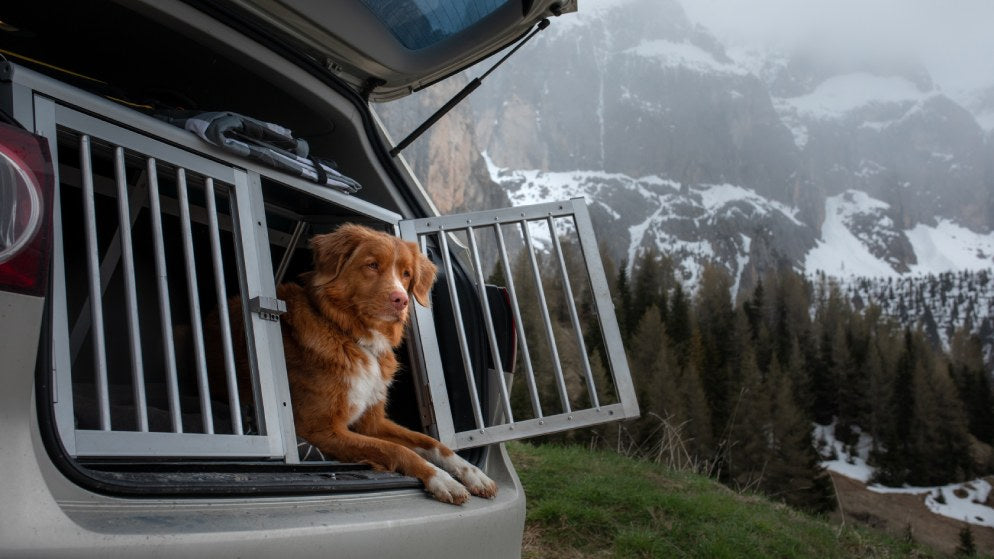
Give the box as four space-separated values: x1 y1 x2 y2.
250 296 286 321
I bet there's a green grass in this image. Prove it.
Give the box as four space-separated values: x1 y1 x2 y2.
508 442 932 559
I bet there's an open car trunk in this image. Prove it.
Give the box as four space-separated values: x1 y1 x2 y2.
3 0 637 498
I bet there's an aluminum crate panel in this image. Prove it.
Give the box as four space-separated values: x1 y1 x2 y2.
400 198 639 449
39 100 290 459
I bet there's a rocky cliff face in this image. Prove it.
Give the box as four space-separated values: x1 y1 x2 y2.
375 76 510 214
473 0 803 205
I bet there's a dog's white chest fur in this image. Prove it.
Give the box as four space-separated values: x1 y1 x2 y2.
347 332 392 425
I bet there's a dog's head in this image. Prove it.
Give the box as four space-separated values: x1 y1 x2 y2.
307 224 437 326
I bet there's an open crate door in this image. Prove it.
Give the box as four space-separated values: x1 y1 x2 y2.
400 198 639 450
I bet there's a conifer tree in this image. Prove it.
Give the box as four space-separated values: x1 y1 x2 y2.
725 343 770 491
628 306 679 443
666 283 693 366
629 247 663 334
873 329 917 485
681 326 714 460
695 264 736 440
836 314 871 447
908 342 973 485
956 525 977 556
764 356 837 513
616 258 632 340
744 277 766 339
809 282 843 420
769 268 812 377
949 329 994 444
875 329 974 486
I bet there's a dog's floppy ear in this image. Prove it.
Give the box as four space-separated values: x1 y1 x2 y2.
309 225 366 286
410 244 437 307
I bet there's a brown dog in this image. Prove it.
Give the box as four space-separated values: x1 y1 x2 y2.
257 224 495 504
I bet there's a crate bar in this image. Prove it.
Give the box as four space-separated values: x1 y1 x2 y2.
437 230 486 430
79 135 111 431
204 178 244 435
454 403 628 449
145 158 183 432
113 147 150 432
68 172 148 366
492 222 542 418
465 226 513 422
177 169 215 434
520 219 571 413
546 215 599 409
274 220 307 285
569 199 639 417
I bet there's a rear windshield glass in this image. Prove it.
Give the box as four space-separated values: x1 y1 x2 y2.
360 0 508 50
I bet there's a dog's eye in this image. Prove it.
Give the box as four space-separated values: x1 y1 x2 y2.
403 270 411 278
367 261 379 271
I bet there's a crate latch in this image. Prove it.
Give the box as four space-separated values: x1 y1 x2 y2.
250 296 286 321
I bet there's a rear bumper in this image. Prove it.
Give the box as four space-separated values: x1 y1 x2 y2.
6 453 526 558
0 290 526 559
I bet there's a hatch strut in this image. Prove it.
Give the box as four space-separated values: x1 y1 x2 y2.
389 18 552 157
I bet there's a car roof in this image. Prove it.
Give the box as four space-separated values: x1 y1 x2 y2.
220 0 576 101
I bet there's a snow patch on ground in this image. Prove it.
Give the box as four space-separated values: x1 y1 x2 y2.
815 421 994 528
814 422 875 483
870 481 994 529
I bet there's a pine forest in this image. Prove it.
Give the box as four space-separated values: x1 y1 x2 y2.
495 240 994 515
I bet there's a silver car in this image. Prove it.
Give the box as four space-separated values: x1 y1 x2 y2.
0 1 638 557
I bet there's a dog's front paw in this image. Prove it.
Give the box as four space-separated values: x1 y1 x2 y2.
424 468 470 505
415 447 499 499
456 463 497 499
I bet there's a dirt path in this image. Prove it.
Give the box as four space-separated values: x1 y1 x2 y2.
830 472 994 556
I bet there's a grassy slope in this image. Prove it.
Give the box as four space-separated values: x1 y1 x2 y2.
508 442 934 558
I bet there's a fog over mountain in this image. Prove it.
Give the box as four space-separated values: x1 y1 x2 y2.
377 0 994 296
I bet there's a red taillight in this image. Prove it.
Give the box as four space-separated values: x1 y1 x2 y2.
0 122 54 297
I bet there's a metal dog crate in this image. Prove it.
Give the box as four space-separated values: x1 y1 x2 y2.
13 63 637 465
15 65 397 463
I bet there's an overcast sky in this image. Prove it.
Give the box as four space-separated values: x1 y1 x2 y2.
677 0 994 95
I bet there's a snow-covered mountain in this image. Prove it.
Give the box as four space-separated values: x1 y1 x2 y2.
379 0 994 294
485 154 812 294
468 0 992 268
486 156 994 290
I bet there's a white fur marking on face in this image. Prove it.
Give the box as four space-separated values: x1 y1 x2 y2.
348 332 392 425
390 270 405 295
